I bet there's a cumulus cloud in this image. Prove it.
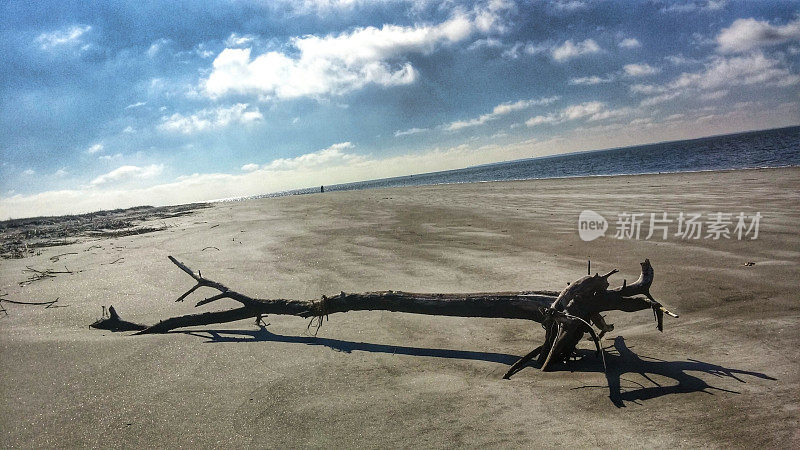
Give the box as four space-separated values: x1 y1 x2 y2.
526 101 629 126
618 38 641 49
35 25 91 50
23 169 35 175
241 163 260 172
90 164 164 186
623 63 661 77
204 5 511 100
551 39 601 61
446 96 559 130
159 104 263 134
716 18 800 53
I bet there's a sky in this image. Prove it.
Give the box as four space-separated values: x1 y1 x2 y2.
1 0 799 218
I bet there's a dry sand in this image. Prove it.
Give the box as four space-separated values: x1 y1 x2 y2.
1 167 798 448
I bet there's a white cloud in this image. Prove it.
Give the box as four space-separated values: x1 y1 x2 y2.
526 101 629 126
671 52 799 90
661 1 726 14
700 90 728 100
125 101 147 109
623 63 660 77
159 103 263 134
446 96 559 130
146 38 171 58
241 163 260 172
262 142 364 171
550 0 589 11
23 169 35 175
225 33 257 47
551 39 601 62
99 153 123 161
716 18 800 53
90 164 164 186
569 75 613 85
632 53 800 102
286 0 425 15
394 127 429 137
562 101 606 119
525 115 560 126
54 168 68 177
86 143 104 154
35 25 91 50
122 126 135 134
501 41 550 59
204 6 510 100
618 38 641 49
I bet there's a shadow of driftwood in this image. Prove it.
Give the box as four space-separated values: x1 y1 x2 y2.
183 326 520 365
570 336 776 407
181 328 775 407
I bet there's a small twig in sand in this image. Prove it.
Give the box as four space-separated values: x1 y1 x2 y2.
102 257 125 265
84 244 103 252
210 224 220 229
201 246 220 251
50 252 78 262
20 266 80 286
0 297 67 316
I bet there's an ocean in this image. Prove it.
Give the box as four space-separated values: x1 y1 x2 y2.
249 125 800 199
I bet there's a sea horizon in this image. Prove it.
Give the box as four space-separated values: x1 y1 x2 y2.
220 124 800 203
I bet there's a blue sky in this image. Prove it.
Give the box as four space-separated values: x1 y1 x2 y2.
2 0 799 217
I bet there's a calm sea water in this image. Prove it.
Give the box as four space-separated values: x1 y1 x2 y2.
250 125 800 199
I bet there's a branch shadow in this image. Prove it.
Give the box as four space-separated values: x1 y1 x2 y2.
180 328 775 407
569 336 777 407
181 326 520 365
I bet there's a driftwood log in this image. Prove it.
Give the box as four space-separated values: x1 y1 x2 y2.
92 256 677 378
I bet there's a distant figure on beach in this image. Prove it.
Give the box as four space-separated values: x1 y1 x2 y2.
320 185 324 193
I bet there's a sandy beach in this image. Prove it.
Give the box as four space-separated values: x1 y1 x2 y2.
1 167 798 448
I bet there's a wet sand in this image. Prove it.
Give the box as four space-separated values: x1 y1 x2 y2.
1 167 798 448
